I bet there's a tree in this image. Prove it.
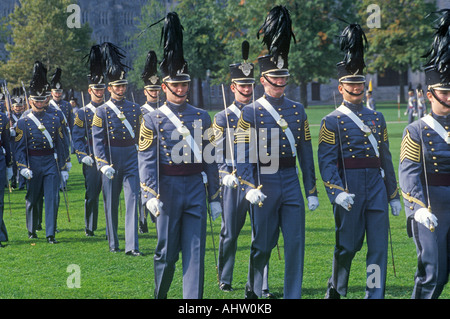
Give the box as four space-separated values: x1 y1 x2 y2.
358 0 437 103
0 0 93 91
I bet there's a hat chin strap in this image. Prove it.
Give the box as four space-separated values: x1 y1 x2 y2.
163 81 190 98
430 88 450 108
263 74 288 88
235 87 252 98
344 88 365 96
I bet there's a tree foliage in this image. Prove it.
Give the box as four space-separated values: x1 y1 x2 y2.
0 0 93 91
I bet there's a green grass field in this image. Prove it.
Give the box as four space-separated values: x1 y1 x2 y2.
1 101 448 300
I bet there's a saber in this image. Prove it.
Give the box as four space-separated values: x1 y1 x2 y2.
155 90 161 217
251 83 263 207
333 91 351 210
221 84 237 187
205 183 219 283
80 92 92 157
419 120 435 232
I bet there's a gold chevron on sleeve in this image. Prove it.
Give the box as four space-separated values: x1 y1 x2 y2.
235 116 251 144
208 119 223 147
15 127 23 142
318 122 335 145
400 129 421 163
401 190 426 208
383 128 388 142
74 113 84 128
304 119 312 141
92 113 102 128
138 120 154 151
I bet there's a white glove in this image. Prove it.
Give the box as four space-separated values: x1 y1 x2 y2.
146 197 163 217
222 174 238 188
20 168 33 180
389 199 401 216
81 156 94 166
100 165 115 179
245 188 267 205
66 162 72 172
307 196 319 211
6 167 13 181
414 207 438 230
61 171 69 183
9 127 16 137
335 192 355 211
210 201 222 221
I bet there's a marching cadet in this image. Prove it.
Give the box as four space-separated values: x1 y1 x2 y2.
92 42 142 256
138 12 221 299
138 50 162 233
417 84 427 118
405 84 418 124
48 68 73 187
9 88 26 189
213 41 272 297
366 91 376 111
15 61 67 244
318 23 401 299
72 44 105 237
0 88 13 247
235 6 319 299
399 10 450 299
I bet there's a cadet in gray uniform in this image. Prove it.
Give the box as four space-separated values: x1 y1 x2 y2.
319 23 401 299
72 44 105 237
92 42 142 256
399 10 450 299
236 6 319 299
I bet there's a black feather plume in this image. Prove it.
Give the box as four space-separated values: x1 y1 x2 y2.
85 44 105 84
338 23 368 74
29 61 49 97
242 40 250 61
257 5 296 64
142 50 158 81
50 67 62 89
159 12 188 78
424 9 450 83
101 42 130 81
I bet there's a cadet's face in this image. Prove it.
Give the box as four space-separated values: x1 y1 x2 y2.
427 89 450 116
30 99 46 112
88 87 105 103
51 90 63 101
261 76 287 98
144 89 160 102
338 82 365 104
231 83 253 104
108 84 127 100
163 82 189 104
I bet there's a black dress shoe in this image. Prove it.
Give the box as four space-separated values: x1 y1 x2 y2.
324 280 340 299
219 283 233 292
262 289 276 299
46 236 59 244
245 289 258 299
110 248 122 253
0 242 5 248
126 249 143 256
28 232 38 239
85 229 95 237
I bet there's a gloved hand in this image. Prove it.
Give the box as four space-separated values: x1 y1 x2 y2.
389 199 401 216
6 166 13 181
61 171 69 183
20 168 33 180
9 127 16 137
335 192 355 211
210 201 222 221
307 196 319 211
245 188 267 205
100 165 115 179
222 174 238 188
414 207 438 230
146 197 163 217
66 162 72 172
81 156 94 167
